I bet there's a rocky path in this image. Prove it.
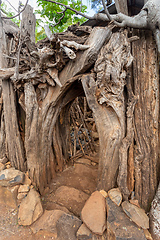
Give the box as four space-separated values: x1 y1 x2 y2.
0 156 155 240
0 157 98 240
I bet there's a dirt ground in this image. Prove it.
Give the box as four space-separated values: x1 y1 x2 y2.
0 157 98 240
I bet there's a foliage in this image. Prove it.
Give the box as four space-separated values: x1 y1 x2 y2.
36 0 87 34
1 2 20 26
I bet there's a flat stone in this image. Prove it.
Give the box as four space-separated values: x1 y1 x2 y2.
17 192 28 200
54 186 89 216
108 188 122 206
99 190 108 198
77 223 92 240
18 188 43 226
74 164 97 180
31 209 65 234
77 224 107 240
0 185 19 208
18 184 30 193
6 164 11 169
122 201 149 229
150 182 160 240
56 213 82 240
106 197 147 240
0 163 5 171
0 156 8 164
143 229 153 240
23 174 32 186
81 191 106 235
0 168 24 187
129 199 140 208
43 201 71 214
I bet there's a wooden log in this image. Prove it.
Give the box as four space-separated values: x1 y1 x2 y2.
82 31 133 192
0 16 7 68
59 26 112 84
2 80 25 171
21 5 36 43
132 29 159 211
25 80 84 193
114 0 128 15
50 27 112 105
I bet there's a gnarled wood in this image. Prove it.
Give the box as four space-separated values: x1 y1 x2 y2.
2 80 26 171
114 0 128 14
82 30 133 191
132 29 159 211
21 5 36 43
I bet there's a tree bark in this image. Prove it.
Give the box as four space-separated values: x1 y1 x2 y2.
21 5 36 43
132 29 159 211
82 31 133 191
2 80 26 171
114 0 128 15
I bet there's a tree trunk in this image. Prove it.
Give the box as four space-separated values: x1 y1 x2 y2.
82 31 133 192
132 29 159 211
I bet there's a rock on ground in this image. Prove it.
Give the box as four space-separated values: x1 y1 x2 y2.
106 197 147 240
0 168 24 187
56 213 82 240
108 188 122 206
77 223 92 239
31 209 65 235
81 191 106 235
18 188 43 226
122 201 149 229
0 162 5 172
0 185 19 208
54 185 89 216
43 201 71 214
150 182 160 240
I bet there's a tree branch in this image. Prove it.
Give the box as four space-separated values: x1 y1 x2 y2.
42 0 94 20
1 0 29 19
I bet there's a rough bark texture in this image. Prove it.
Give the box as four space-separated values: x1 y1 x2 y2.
2 80 26 171
150 182 160 240
114 0 128 15
82 31 133 191
21 5 36 43
132 29 159 211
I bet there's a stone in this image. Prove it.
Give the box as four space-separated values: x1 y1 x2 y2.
0 156 8 164
0 163 5 171
74 164 97 180
18 188 43 226
77 223 92 239
77 224 107 240
106 197 147 240
129 199 140 208
43 201 71 214
122 201 149 229
6 164 11 169
23 174 32 186
56 213 82 240
0 185 19 208
108 188 122 206
17 192 28 200
0 168 24 187
99 190 108 198
150 182 160 240
54 186 89 216
143 229 153 240
81 191 106 235
31 210 65 234
18 184 30 193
